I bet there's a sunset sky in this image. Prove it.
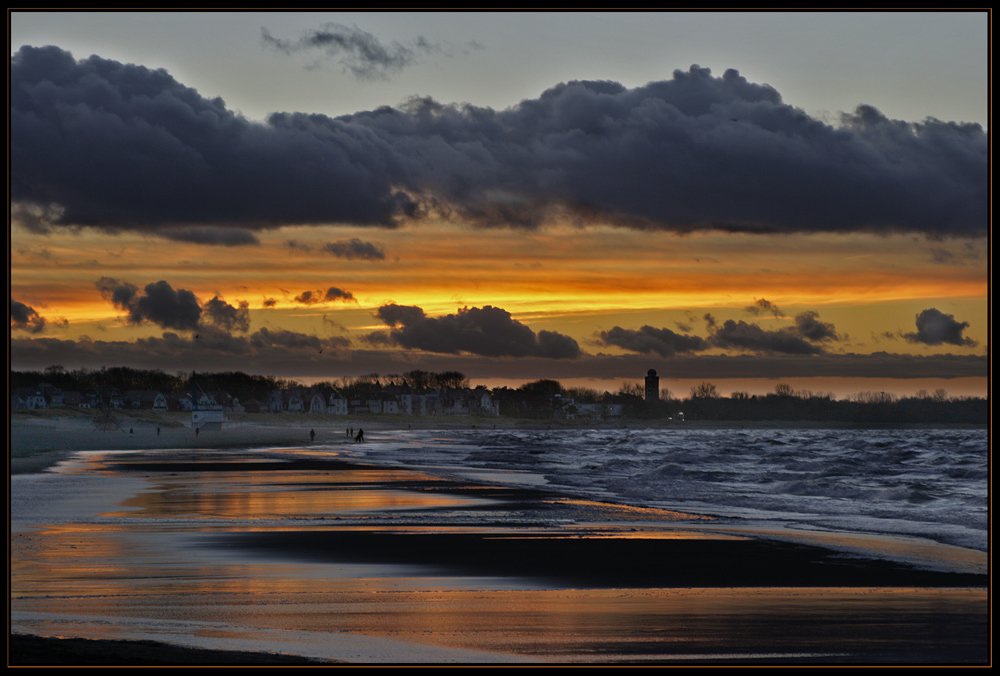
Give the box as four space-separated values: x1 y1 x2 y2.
9 11 989 398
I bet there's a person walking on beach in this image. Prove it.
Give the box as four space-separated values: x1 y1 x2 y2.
355 428 365 443
310 429 316 443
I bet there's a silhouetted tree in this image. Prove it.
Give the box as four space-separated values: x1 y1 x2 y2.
774 382 794 397
690 382 719 398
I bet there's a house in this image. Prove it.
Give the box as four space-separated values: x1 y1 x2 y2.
13 387 48 409
264 389 307 413
266 390 285 413
124 390 168 410
327 391 348 416
210 391 243 414
284 389 305 413
381 393 400 414
306 389 328 414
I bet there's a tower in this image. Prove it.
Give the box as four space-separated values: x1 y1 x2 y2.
645 369 659 402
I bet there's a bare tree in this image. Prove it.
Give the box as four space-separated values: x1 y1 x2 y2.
690 382 719 399
774 382 794 397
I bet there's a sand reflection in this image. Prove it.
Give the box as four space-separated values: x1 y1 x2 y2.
10 447 989 664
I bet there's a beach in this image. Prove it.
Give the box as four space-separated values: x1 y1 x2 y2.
9 413 990 665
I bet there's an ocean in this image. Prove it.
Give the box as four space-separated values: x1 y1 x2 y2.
353 427 989 555
11 425 989 663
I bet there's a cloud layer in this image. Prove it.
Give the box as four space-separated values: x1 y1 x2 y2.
598 309 843 357
12 46 987 237
368 304 582 359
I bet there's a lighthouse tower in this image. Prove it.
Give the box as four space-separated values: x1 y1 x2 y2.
645 369 659 403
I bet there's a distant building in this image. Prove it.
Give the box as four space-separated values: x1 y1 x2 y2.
645 369 659 403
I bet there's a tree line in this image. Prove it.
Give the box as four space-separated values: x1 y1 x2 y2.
11 366 986 424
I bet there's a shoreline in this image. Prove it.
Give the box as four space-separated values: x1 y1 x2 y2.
9 412 985 476
10 439 989 665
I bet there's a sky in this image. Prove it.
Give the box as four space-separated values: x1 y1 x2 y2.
9 11 989 398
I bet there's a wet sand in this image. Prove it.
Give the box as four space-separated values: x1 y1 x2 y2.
9 634 335 665
9 427 990 665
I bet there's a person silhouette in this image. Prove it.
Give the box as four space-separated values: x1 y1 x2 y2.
355 428 365 443
310 428 316 443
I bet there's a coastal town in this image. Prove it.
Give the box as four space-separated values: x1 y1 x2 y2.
10 365 988 426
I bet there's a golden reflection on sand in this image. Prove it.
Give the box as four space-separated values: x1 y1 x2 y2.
99 469 491 519
545 498 712 521
11 450 988 663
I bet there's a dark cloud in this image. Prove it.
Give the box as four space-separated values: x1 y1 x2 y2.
11 298 47 333
158 227 260 247
203 296 251 333
11 48 987 237
261 23 439 81
744 298 782 317
793 310 840 342
294 290 321 305
97 278 253 335
904 308 977 347
96 278 203 331
10 336 987 383
10 325 352 377
321 239 386 260
286 238 386 260
293 287 356 305
250 326 350 352
324 287 356 303
709 319 822 355
596 325 708 357
369 304 581 359
598 309 843 357
11 45 413 231
96 277 139 310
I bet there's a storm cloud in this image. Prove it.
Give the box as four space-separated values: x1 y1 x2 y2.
293 287 357 305
11 47 987 238
596 325 709 357
904 308 977 347
97 278 202 331
96 277 253 335
203 296 251 333
261 23 439 81
11 45 414 231
708 319 824 355
601 309 842 358
159 227 261 247
744 298 783 317
369 304 581 359
11 298 47 333
286 238 386 260
793 310 840 342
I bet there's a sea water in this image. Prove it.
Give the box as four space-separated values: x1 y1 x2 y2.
349 427 988 553
11 425 988 662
